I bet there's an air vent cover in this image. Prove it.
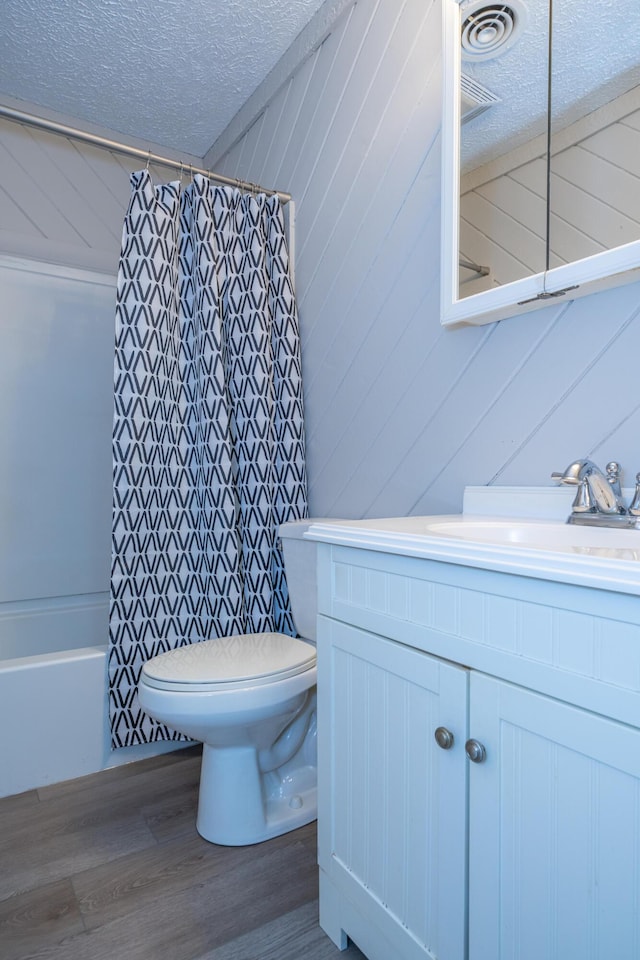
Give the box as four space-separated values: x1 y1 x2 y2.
460 73 501 123
460 1 528 62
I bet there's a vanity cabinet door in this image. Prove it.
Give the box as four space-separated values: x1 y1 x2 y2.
317 616 469 960
468 673 640 960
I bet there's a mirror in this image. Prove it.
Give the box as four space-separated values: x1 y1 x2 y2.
549 3 640 270
441 0 640 327
459 0 550 297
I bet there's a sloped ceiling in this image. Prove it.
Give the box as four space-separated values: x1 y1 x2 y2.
0 0 330 157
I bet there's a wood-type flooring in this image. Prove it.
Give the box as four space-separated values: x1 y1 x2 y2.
0 746 366 960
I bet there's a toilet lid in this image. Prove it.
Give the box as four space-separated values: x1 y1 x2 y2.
141 633 316 690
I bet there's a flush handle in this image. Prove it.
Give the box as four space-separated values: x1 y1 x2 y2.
434 726 455 750
465 739 487 763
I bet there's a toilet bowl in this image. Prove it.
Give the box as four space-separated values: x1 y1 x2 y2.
138 519 320 846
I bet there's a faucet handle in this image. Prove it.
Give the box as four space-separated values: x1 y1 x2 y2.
551 470 579 485
551 467 593 512
571 479 594 513
606 461 622 496
629 473 640 516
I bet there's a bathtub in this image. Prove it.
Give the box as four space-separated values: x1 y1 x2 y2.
0 594 180 799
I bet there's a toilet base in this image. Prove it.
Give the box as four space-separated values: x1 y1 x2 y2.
195 743 317 845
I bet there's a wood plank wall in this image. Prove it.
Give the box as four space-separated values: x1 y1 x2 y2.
210 0 640 518
0 118 186 274
1 0 640 523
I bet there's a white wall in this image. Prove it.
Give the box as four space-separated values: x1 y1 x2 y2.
0 257 183 795
0 128 187 785
0 113 193 654
209 0 640 519
0 107 192 273
0 258 114 647
2 0 640 536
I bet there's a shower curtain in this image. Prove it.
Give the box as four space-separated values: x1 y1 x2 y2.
109 171 308 748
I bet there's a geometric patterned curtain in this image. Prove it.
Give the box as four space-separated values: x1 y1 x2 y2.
109 171 308 748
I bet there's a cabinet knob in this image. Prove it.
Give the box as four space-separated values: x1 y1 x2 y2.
465 739 486 763
434 726 455 750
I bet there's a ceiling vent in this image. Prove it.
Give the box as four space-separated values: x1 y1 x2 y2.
460 1 528 62
460 73 501 123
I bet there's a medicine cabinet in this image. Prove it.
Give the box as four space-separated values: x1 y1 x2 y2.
441 0 640 327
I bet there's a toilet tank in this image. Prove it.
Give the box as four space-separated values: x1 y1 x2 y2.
279 519 322 643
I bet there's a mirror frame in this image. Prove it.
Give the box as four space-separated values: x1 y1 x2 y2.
441 0 640 328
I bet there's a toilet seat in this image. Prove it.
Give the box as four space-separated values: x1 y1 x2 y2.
141 632 316 693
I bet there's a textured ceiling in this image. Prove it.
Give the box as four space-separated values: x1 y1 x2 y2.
0 0 329 157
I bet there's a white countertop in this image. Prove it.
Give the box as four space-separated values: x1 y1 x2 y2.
305 487 640 596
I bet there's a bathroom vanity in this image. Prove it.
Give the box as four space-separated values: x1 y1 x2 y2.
307 489 640 960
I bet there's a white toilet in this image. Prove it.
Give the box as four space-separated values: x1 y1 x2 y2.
138 519 319 846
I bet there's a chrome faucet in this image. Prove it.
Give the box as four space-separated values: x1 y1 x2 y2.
551 459 640 528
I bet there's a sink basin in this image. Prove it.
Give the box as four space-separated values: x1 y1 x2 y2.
425 518 640 557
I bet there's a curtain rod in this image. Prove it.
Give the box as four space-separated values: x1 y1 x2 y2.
0 103 291 203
